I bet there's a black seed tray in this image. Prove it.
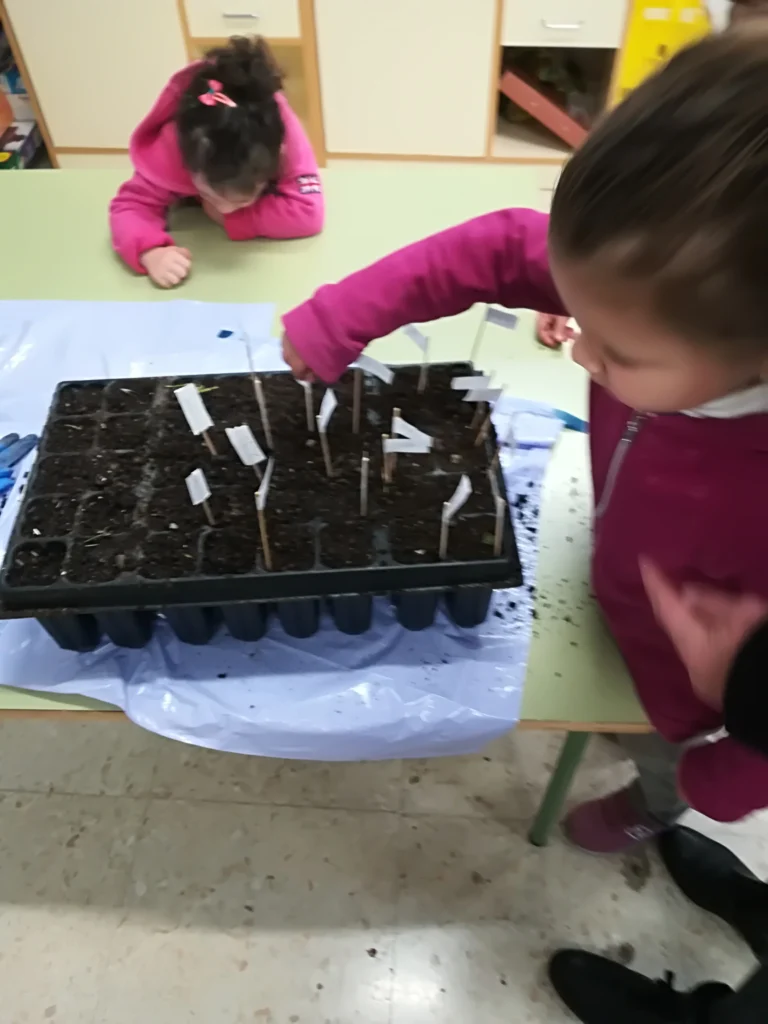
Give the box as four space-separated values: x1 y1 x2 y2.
0 364 523 648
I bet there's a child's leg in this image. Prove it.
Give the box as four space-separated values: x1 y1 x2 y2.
618 732 689 824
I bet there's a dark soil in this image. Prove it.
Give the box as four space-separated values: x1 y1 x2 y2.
5 366 512 590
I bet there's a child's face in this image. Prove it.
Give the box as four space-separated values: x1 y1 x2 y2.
551 257 766 413
193 174 265 215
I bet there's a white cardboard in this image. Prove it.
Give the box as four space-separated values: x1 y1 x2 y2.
392 415 433 448
175 383 214 435
185 468 211 506
451 375 490 391
485 307 519 330
225 424 266 467
383 437 431 454
256 457 275 511
464 388 503 404
354 354 394 384
317 389 338 432
442 474 472 523
402 324 429 353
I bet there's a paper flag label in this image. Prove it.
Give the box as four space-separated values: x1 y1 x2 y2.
402 324 429 353
485 307 519 330
442 474 472 523
225 425 266 467
175 383 214 435
354 354 394 384
392 415 433 448
464 388 503 404
451 375 490 391
256 458 275 511
185 468 211 506
383 437 431 454
317 389 338 432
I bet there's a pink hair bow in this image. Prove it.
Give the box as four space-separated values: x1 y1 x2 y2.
198 80 237 108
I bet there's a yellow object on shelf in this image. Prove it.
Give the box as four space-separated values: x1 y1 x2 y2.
609 1 712 107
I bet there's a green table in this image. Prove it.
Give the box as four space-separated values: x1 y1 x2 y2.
0 166 649 843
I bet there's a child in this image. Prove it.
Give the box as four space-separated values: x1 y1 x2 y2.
110 36 323 288
282 24 768 853
534 0 768 347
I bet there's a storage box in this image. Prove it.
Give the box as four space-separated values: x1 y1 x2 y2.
0 121 41 170
7 92 33 121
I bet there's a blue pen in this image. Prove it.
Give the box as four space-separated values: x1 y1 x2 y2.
552 409 589 433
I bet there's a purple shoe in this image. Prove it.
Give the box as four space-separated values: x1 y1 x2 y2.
564 783 671 855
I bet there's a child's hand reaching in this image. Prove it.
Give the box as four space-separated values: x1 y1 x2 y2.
140 246 192 288
281 333 315 382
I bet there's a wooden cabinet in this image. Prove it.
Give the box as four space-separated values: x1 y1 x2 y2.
4 0 187 150
502 0 627 49
315 0 497 157
183 0 300 40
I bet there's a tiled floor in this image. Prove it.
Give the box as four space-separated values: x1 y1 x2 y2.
0 721 764 1022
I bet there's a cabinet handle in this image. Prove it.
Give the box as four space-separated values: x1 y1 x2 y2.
222 11 260 18
542 20 583 30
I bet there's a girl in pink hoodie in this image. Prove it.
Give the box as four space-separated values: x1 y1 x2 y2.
110 36 323 288
282 25 768 853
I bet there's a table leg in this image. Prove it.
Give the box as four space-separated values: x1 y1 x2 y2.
528 731 591 848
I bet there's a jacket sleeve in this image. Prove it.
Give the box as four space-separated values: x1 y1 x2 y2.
722 620 768 758
680 732 768 822
109 171 176 274
223 97 324 243
281 208 566 382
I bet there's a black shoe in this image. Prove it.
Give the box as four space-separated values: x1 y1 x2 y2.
658 827 768 959
549 950 732 1024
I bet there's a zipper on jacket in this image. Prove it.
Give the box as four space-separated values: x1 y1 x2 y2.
595 414 644 519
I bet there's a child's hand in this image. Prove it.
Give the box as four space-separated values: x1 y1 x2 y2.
140 246 192 288
536 313 574 349
281 333 315 382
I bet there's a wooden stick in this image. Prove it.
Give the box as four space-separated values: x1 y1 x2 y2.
469 316 487 366
439 504 449 560
417 343 429 393
303 382 314 433
202 499 215 527
360 454 370 517
470 402 485 431
352 368 362 434
494 497 506 557
475 411 492 446
202 429 218 456
381 434 390 484
257 508 272 570
389 407 400 478
491 446 501 471
253 463 263 483
253 376 274 448
317 420 334 477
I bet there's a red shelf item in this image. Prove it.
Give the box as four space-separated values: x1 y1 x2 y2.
499 69 587 150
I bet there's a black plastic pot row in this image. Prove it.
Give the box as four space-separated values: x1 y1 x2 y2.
37 584 495 652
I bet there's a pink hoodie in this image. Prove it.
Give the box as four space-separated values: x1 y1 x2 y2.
110 62 323 273
283 208 768 824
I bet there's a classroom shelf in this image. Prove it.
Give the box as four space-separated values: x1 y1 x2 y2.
492 116 571 163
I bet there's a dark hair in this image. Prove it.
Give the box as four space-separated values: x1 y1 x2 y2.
176 36 284 194
550 25 768 353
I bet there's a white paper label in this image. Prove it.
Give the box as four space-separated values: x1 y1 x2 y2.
317 389 338 432
256 458 275 511
442 474 472 523
402 324 429 353
185 468 211 506
225 424 266 467
175 383 214 435
392 415 433 449
485 307 519 330
354 354 394 384
383 437 431 454
464 388 503 404
451 375 491 391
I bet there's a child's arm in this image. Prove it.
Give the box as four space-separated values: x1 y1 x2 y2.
223 96 324 243
281 208 566 382
680 736 768 822
109 172 177 274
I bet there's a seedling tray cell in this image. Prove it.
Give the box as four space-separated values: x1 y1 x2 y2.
0 365 523 649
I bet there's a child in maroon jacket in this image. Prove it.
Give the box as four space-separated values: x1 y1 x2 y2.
281 25 768 855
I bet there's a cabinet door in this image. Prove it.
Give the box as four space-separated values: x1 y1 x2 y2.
315 0 497 157
4 0 187 149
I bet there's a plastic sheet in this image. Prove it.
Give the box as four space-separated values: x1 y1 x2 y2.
0 301 561 760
